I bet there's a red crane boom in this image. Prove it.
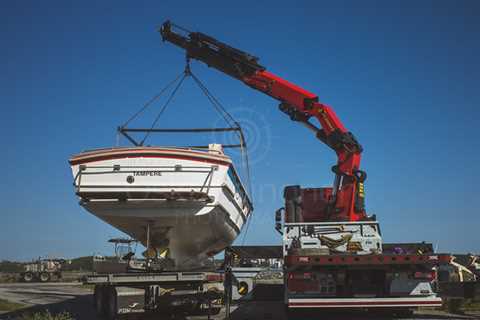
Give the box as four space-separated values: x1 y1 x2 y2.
160 21 368 222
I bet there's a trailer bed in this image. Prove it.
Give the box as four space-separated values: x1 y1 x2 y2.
85 271 220 285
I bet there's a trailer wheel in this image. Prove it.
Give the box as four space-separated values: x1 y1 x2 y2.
192 304 221 316
208 307 221 315
105 286 118 320
23 272 34 282
93 285 106 315
39 272 50 282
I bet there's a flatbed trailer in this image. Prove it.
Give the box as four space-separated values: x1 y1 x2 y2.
86 270 225 320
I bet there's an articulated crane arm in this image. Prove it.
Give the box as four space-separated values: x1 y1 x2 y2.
160 21 368 222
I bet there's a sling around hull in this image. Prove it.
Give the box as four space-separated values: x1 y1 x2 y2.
69 146 252 269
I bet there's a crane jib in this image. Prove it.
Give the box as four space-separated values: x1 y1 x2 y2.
160 21 265 80
159 20 368 222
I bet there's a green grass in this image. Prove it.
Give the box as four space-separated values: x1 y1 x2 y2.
0 261 24 273
462 299 480 311
79 283 95 291
0 298 25 312
0 273 19 283
442 298 480 314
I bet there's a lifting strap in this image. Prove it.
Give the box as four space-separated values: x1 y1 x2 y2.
118 60 253 217
119 59 243 148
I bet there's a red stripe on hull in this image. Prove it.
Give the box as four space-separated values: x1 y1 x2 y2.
69 153 231 166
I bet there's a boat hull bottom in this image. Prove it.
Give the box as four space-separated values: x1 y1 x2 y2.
81 199 240 269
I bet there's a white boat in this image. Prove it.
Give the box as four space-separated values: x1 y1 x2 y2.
69 144 252 269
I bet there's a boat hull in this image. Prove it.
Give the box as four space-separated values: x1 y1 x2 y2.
69 146 252 269
82 200 238 268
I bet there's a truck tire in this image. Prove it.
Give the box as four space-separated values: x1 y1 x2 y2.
23 272 34 282
207 307 221 315
93 285 106 315
105 286 118 320
191 304 221 316
39 272 50 282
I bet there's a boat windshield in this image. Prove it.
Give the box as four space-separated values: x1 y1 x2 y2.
228 166 252 209
115 244 135 258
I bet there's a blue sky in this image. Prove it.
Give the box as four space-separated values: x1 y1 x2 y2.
1 1 479 260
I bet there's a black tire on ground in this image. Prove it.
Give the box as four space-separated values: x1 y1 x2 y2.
208 307 221 315
39 272 50 282
93 285 106 315
105 286 118 320
23 272 34 282
191 304 222 316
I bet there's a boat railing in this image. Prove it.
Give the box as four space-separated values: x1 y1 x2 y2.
74 164 219 200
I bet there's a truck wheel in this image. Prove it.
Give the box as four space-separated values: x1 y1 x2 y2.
105 286 118 320
93 285 105 315
23 272 34 282
39 272 50 282
192 304 221 316
208 307 221 315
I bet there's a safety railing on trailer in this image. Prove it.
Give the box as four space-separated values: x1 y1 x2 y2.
73 164 220 200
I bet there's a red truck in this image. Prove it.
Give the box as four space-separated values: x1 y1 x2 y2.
278 187 449 315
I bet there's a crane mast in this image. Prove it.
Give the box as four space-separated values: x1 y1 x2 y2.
160 21 369 222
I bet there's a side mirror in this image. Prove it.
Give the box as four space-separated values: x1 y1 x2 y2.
275 208 284 235
275 223 282 234
275 208 283 223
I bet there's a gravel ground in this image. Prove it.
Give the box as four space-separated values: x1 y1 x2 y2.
0 282 478 320
0 282 90 307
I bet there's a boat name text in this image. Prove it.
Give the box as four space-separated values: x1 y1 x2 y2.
133 171 162 177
